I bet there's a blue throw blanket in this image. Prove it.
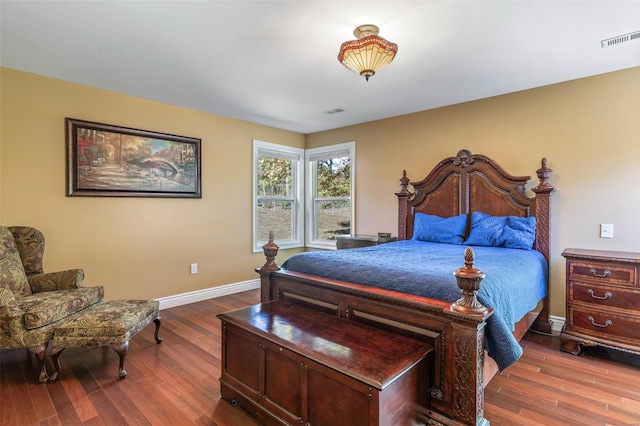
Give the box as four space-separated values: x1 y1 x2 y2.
282 240 547 371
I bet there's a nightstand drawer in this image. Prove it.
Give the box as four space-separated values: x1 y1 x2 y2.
569 281 640 313
567 261 636 287
567 306 640 346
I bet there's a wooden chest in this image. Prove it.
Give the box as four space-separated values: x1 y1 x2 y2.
218 301 432 426
560 248 640 356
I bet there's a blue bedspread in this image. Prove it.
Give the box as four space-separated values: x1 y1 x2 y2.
282 240 547 371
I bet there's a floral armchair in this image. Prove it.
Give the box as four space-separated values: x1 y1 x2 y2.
0 225 103 383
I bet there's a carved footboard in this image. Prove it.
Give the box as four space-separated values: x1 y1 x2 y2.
256 237 492 426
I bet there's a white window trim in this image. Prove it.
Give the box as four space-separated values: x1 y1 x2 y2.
305 141 355 250
252 140 304 253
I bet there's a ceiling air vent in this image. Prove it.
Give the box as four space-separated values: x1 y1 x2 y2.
323 108 344 115
601 30 640 48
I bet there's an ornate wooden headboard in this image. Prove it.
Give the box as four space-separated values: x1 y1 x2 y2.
395 149 554 262
396 149 555 333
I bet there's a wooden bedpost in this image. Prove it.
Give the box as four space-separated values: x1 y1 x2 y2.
255 231 280 302
395 170 411 240
446 247 492 426
532 158 554 333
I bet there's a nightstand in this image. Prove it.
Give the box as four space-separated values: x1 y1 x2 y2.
335 234 398 250
560 248 640 356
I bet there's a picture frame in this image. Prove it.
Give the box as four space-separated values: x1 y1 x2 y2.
66 118 201 198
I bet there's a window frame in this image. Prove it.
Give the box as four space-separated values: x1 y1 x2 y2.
305 141 356 250
252 140 304 253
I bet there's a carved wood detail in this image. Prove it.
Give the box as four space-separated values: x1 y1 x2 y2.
452 248 489 316
257 231 281 302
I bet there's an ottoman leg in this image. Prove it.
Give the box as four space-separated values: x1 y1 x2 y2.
154 317 163 344
49 347 65 383
113 341 130 378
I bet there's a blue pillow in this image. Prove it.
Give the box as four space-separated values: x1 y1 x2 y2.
412 213 467 245
463 212 536 250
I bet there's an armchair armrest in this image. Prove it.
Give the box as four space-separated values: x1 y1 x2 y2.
28 269 85 293
0 287 25 340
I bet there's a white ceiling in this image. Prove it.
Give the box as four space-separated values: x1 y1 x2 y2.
1 1 639 134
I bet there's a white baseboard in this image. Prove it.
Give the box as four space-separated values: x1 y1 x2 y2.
550 315 565 333
156 279 260 310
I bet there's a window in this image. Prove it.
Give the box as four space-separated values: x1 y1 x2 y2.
253 140 304 252
305 142 355 249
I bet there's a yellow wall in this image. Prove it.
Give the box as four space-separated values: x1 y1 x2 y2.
307 67 640 317
0 68 304 300
2 66 638 318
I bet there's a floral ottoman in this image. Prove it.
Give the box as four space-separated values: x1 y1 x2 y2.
49 299 162 381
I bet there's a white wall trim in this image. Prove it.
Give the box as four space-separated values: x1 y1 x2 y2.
550 315 565 333
156 279 260 310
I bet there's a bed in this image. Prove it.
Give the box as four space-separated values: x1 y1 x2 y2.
256 149 554 426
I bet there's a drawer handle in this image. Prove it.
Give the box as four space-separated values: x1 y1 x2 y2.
587 289 612 300
589 268 611 278
587 316 612 328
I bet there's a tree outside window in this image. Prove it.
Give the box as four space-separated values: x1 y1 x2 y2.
314 156 351 239
306 142 355 249
253 141 303 252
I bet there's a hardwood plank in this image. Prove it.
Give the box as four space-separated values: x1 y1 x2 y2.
38 416 63 426
483 388 522 414
208 399 260 426
45 379 83 424
482 403 542 426
81 416 107 426
518 408 599 426
58 364 100 422
486 334 640 425
493 366 639 425
83 389 128 425
63 349 104 394
118 376 194 425
29 383 59 423
0 351 37 425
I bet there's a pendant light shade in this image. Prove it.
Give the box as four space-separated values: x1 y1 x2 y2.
338 24 398 81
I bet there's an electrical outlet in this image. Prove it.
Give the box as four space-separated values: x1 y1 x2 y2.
600 224 613 239
190 263 198 274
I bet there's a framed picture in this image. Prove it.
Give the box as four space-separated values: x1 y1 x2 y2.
66 118 201 198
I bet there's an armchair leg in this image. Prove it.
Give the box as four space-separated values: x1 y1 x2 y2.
49 347 65 383
28 343 49 384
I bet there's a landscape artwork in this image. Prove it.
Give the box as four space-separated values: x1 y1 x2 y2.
66 118 201 198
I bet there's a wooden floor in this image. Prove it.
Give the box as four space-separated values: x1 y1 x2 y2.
1 289 639 425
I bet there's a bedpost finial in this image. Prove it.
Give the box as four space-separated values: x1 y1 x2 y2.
400 170 409 187
397 170 410 195
261 231 281 272
451 247 489 316
464 246 475 267
533 157 554 193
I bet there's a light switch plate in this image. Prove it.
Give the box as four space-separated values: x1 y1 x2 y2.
600 224 613 239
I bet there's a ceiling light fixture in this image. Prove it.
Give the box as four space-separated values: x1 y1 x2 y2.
338 24 398 82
